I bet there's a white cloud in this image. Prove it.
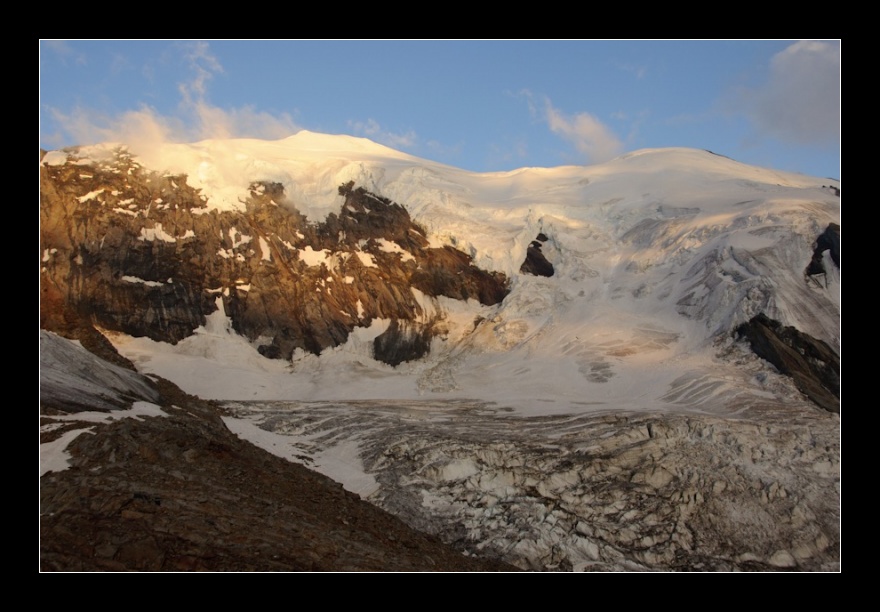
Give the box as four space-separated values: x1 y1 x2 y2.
176 42 300 142
45 41 301 153
517 90 623 164
348 118 417 148
49 106 179 152
741 40 840 146
189 101 299 142
544 100 624 164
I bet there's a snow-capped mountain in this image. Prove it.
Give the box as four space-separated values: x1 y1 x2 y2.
40 132 840 571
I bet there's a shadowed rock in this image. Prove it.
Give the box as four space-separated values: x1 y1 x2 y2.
805 223 840 278
519 234 554 277
373 319 435 366
736 313 839 413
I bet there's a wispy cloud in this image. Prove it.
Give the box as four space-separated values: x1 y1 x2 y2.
348 118 417 149
48 106 181 152
544 100 624 164
42 40 87 66
45 41 301 152
615 61 647 80
519 90 623 164
178 41 223 105
176 41 298 142
520 88 539 119
109 52 132 76
737 40 840 146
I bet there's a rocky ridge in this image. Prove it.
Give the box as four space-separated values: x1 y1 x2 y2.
40 331 515 572
40 150 508 364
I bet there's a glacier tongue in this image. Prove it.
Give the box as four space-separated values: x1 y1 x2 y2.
222 398 840 571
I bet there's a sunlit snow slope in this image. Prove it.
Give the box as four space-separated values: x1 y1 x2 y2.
93 132 840 417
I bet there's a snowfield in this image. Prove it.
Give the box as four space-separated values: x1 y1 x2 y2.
101 134 839 418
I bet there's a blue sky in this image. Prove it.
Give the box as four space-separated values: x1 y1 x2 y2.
39 40 840 179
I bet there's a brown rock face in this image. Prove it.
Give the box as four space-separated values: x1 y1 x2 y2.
40 152 509 364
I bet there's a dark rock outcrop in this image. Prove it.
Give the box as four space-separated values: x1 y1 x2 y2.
373 319 437 367
519 233 554 277
40 151 510 365
411 246 510 305
805 222 841 278
735 313 840 413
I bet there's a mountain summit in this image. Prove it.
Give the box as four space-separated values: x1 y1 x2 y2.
40 134 840 571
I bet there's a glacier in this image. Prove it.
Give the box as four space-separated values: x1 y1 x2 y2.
41 133 840 570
